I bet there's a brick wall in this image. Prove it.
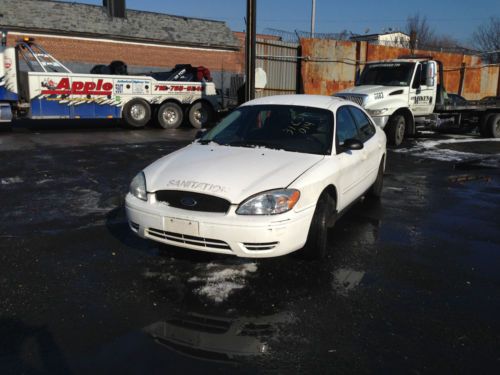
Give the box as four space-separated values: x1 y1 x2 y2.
7 33 243 74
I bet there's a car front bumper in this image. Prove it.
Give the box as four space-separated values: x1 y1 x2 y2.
125 193 315 258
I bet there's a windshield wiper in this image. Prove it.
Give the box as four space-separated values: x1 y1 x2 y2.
227 140 279 149
198 139 219 145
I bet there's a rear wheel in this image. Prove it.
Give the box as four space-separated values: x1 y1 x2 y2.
385 114 406 146
479 113 494 137
188 101 213 129
157 102 183 129
122 99 151 128
487 113 500 138
302 194 335 260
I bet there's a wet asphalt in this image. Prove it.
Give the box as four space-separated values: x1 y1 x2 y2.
0 121 499 374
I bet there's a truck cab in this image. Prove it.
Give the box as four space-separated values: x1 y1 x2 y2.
336 57 441 146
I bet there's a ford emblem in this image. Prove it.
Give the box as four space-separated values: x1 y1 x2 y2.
180 197 197 207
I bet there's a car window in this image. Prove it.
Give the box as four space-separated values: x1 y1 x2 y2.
200 105 334 155
336 106 359 147
420 62 428 86
348 106 376 143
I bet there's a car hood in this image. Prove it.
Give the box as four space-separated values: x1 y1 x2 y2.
144 143 324 203
338 85 401 95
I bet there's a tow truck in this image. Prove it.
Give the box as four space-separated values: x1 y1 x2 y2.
336 56 500 145
0 31 220 129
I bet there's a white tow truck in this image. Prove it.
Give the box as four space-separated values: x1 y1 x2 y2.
336 56 500 145
0 32 220 129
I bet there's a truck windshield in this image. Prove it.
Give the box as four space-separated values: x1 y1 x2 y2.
199 105 333 155
357 62 415 87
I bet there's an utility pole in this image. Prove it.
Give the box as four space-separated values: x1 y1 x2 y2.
245 0 257 102
311 0 316 37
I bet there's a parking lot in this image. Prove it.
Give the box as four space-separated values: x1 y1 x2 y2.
1 122 499 374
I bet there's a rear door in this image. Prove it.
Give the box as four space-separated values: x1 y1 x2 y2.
347 105 382 187
335 106 366 210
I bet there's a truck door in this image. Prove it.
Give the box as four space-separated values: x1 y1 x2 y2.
409 61 436 116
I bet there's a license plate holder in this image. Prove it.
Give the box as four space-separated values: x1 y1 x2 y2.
163 217 199 236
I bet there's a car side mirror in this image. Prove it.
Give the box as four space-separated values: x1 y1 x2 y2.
195 129 207 139
343 138 364 151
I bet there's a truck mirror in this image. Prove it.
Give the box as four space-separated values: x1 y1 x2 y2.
426 62 436 87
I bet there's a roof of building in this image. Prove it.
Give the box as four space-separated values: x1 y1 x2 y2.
0 0 240 50
350 31 410 41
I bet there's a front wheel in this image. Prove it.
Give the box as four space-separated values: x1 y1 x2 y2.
188 101 213 129
302 194 335 260
367 159 384 199
385 114 406 146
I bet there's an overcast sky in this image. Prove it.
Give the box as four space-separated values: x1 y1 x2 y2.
61 0 499 44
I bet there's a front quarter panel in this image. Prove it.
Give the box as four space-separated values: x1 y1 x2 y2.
289 157 340 213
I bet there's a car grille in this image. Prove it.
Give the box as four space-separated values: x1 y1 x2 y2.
155 190 231 213
335 94 365 106
243 242 279 251
146 228 231 250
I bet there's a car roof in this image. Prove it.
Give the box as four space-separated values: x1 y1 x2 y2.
240 94 348 111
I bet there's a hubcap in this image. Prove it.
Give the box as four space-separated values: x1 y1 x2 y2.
163 108 178 125
130 104 146 121
194 108 207 124
396 121 405 144
494 118 500 137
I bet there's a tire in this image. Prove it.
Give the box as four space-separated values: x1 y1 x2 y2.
479 113 494 137
157 102 183 129
122 99 151 128
385 114 406 146
486 113 500 138
302 194 335 260
188 101 213 129
367 159 384 199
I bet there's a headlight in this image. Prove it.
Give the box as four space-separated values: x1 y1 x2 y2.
236 189 300 215
366 108 389 116
129 172 147 201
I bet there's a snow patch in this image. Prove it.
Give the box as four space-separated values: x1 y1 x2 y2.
395 138 500 163
189 262 258 303
1 177 23 185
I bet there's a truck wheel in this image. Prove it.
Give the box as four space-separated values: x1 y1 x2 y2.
367 159 384 199
487 114 500 138
385 114 405 146
479 113 493 137
122 99 151 128
302 194 335 260
157 102 183 129
188 101 213 129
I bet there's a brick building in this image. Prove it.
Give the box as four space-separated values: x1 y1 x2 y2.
0 0 244 88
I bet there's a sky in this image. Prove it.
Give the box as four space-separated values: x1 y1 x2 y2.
61 0 499 44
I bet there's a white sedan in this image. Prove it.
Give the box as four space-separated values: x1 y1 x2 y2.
125 95 386 258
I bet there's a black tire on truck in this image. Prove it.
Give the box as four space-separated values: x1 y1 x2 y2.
385 114 406 146
302 194 335 260
486 113 500 138
122 98 151 128
157 102 183 129
188 101 213 129
479 113 494 137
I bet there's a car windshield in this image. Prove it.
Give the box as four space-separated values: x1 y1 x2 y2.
198 105 334 155
357 62 415 87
